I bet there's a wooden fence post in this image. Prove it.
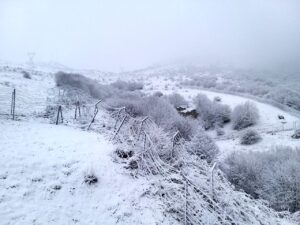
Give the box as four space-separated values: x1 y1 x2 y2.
74 101 81 119
181 172 188 225
184 179 188 225
56 105 63 125
143 133 147 151
171 131 181 158
211 162 217 200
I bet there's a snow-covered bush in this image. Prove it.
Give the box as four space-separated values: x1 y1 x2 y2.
187 129 219 163
183 76 217 88
269 88 300 111
171 117 196 140
232 101 259 130
106 96 144 117
107 95 196 139
166 93 188 108
216 103 231 124
143 96 178 127
111 80 143 91
222 146 300 212
55 71 114 99
240 129 261 145
194 94 231 129
55 72 145 101
144 96 196 139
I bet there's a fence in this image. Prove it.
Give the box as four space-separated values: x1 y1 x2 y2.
0 87 296 224
0 86 49 119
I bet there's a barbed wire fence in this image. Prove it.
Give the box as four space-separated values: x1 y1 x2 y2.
0 87 96 123
0 86 49 119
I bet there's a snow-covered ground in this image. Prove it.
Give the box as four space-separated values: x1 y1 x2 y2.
0 63 299 224
0 119 170 225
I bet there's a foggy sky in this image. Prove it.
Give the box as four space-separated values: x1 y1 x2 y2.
0 0 300 72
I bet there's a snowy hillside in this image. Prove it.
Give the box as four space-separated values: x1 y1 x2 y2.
0 63 299 225
139 74 300 160
0 119 170 225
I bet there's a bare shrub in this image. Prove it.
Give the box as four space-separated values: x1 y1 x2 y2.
222 146 300 212
240 129 261 145
232 101 259 130
187 129 219 163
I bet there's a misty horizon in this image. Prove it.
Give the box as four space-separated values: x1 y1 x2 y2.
1 0 300 72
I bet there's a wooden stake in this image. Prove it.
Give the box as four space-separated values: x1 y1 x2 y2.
74 101 80 119
171 131 180 158
184 176 188 225
211 162 217 199
56 105 63 125
11 89 16 120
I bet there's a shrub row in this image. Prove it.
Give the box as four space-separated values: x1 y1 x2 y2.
221 146 300 212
